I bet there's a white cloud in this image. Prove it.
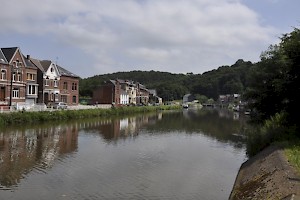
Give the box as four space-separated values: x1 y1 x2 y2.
0 0 278 77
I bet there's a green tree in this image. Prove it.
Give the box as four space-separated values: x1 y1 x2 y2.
244 27 300 135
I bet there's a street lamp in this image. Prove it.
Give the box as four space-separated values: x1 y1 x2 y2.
9 60 20 108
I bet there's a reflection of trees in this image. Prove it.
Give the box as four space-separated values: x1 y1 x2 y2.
77 109 247 148
0 124 78 188
146 109 247 147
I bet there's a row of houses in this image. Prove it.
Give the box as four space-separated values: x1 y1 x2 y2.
92 79 162 106
0 47 79 110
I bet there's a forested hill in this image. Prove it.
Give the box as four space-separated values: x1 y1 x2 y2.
79 59 254 101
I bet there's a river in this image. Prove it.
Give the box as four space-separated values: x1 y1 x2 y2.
0 108 248 200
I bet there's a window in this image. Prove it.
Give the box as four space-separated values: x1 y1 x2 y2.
27 73 35 81
54 80 58 87
63 82 68 90
27 85 37 95
45 79 49 86
12 88 19 98
1 69 6 80
72 95 77 103
13 73 16 81
61 95 67 103
72 83 77 91
17 73 21 82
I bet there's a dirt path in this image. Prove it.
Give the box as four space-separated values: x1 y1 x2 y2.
229 145 300 200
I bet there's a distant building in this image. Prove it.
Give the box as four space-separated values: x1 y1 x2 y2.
93 80 120 105
92 79 160 106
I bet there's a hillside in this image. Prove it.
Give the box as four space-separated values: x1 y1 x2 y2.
79 59 254 101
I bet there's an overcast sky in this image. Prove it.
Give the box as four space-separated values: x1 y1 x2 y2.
1 0 299 78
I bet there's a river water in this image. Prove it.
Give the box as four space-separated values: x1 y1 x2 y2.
0 108 248 200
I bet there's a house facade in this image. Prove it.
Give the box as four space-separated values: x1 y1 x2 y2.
0 46 79 109
30 59 80 106
58 65 79 105
93 79 157 106
0 47 33 107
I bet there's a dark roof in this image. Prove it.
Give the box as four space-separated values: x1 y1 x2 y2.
29 58 44 72
57 65 79 78
23 55 37 69
39 60 52 71
1 47 18 63
0 49 8 64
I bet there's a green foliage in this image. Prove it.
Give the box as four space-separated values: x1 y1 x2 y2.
0 105 181 127
244 27 300 137
80 60 254 101
284 141 300 174
246 112 297 157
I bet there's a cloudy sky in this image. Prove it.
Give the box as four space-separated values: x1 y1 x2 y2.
1 0 299 78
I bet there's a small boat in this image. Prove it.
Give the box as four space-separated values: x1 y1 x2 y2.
182 104 189 109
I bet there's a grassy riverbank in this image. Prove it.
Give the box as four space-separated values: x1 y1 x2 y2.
283 141 300 174
0 105 181 127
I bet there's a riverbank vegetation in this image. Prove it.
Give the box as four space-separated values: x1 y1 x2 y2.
284 142 300 174
243 27 300 172
0 105 180 127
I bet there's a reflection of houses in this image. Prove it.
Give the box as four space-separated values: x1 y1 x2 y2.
0 46 79 109
0 125 78 187
93 79 161 106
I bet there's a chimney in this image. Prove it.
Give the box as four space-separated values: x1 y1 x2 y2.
27 55 30 59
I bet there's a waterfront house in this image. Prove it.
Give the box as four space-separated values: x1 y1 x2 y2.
0 49 9 106
120 89 129 105
23 55 38 105
57 65 79 105
136 83 149 105
93 79 154 106
0 46 79 109
30 59 79 106
118 79 137 105
93 80 121 106
0 47 28 107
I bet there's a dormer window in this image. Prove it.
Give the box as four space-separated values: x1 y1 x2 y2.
50 67 54 73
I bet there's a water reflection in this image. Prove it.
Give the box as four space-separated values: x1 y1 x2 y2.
0 109 247 199
0 125 78 188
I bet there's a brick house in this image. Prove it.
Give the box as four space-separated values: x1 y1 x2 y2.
30 59 79 106
93 79 153 106
0 46 79 109
93 80 120 106
0 49 9 105
0 47 35 107
23 55 38 104
30 59 61 105
57 65 80 105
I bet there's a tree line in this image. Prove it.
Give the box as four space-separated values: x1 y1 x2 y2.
79 59 253 102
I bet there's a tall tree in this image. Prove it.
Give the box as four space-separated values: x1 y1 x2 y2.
244 27 300 133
